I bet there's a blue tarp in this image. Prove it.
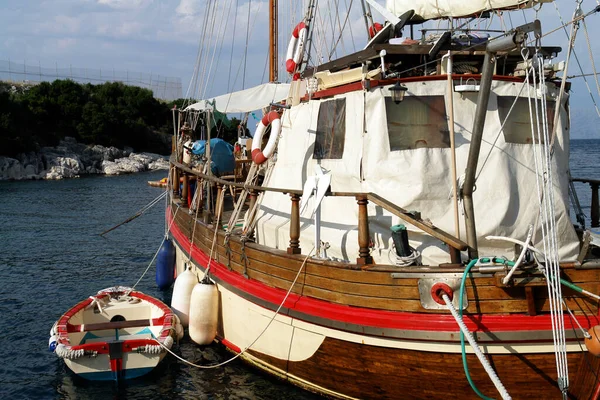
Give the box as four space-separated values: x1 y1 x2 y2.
190 138 235 176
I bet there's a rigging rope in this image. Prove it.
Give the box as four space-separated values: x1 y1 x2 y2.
130 200 180 291
201 185 227 280
100 190 167 236
153 246 315 369
526 44 570 396
328 0 355 59
228 0 239 92
243 0 252 90
580 17 600 118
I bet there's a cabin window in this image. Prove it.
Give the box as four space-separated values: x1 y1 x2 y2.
497 97 556 144
314 98 346 159
385 96 450 150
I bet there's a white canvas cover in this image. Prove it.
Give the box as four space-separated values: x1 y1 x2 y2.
254 79 579 265
185 83 291 113
386 0 550 20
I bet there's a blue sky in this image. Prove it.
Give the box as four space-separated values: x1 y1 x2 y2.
1 0 600 137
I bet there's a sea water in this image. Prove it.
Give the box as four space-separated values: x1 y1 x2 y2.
0 170 317 399
0 140 598 399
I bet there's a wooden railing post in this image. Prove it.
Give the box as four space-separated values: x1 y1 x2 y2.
592 183 599 228
181 173 189 206
356 195 373 265
287 193 302 254
173 167 180 196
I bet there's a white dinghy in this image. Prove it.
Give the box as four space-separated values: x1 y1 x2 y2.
49 286 181 381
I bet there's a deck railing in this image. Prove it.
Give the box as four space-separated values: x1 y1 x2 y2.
170 157 469 265
571 177 600 228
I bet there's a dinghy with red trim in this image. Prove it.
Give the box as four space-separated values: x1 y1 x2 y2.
49 286 182 381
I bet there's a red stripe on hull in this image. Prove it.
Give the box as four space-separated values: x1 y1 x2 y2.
168 207 599 333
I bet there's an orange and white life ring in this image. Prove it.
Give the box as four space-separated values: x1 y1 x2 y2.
286 22 307 74
251 111 281 165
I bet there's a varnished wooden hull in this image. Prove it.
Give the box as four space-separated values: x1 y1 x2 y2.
169 203 600 399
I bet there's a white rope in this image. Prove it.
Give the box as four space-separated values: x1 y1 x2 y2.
441 294 511 400
241 161 276 238
225 163 260 238
187 173 205 264
387 244 420 267
487 234 593 340
153 247 315 369
581 18 600 109
525 47 570 394
202 186 227 280
55 344 87 360
486 235 593 340
501 225 533 285
474 81 526 182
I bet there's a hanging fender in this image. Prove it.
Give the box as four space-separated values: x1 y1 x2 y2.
251 111 281 165
286 22 307 74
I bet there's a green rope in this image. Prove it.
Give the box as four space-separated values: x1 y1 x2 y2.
459 255 595 399
459 259 494 400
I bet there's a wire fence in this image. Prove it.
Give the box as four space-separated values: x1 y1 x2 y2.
0 59 182 100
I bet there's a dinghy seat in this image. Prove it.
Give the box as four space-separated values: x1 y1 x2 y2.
67 317 164 332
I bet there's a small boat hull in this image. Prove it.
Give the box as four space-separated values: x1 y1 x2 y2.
50 286 178 381
65 354 163 381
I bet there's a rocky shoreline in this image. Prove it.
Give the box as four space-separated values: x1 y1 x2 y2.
0 137 169 181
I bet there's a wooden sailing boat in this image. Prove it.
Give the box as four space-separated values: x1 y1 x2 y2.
166 0 600 398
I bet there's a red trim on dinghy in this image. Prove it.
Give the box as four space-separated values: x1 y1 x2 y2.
55 289 175 347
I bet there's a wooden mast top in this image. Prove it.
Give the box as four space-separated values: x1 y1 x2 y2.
269 0 278 82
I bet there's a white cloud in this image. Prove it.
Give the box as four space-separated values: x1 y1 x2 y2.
175 0 203 17
56 38 77 50
97 0 153 10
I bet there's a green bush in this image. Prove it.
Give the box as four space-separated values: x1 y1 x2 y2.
0 80 178 157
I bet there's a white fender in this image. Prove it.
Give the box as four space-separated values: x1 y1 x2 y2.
170 265 198 328
286 22 307 74
183 140 193 164
189 282 219 345
251 111 281 165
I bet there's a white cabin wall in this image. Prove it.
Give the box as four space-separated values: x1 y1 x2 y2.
255 92 366 262
255 79 579 265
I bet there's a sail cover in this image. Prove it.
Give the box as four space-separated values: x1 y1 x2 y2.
185 83 291 114
386 0 550 20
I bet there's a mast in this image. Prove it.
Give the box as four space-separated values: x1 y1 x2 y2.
463 21 538 258
269 0 278 82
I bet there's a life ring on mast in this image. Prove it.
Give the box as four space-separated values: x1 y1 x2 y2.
251 111 281 165
286 22 307 74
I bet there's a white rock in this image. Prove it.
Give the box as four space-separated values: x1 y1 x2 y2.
2 137 168 180
0 157 25 180
149 158 169 170
43 155 84 180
